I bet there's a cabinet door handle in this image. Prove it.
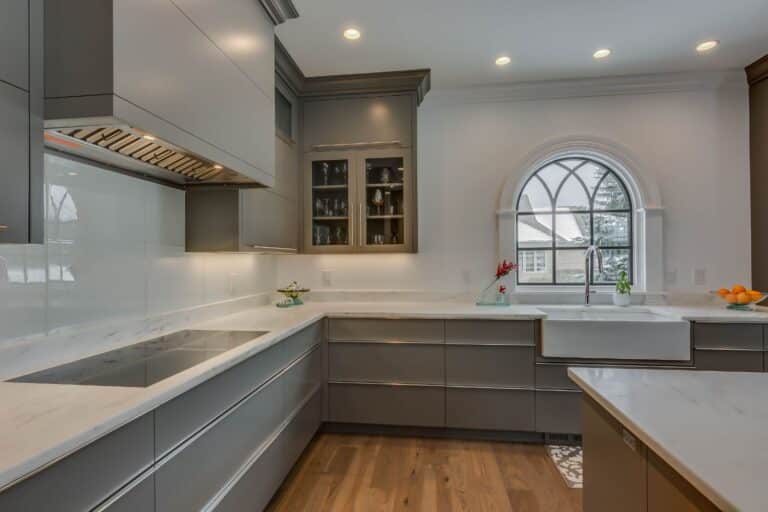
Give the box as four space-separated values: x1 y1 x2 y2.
349 205 354 246
359 203 364 246
0 225 7 231
621 428 639 452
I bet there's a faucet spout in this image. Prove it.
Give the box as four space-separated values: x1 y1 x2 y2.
584 244 604 306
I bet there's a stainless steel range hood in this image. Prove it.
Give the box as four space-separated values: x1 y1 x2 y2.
44 125 256 186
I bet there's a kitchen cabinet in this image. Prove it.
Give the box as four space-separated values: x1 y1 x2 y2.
304 148 415 252
692 323 766 372
302 93 418 254
0 0 43 244
583 395 719 512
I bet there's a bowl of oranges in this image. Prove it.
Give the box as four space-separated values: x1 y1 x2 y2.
714 285 766 310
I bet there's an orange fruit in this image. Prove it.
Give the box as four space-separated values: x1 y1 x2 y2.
718 288 730 297
732 284 747 294
736 292 751 305
748 290 764 301
725 293 738 304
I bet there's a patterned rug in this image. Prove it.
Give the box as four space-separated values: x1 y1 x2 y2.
546 445 583 489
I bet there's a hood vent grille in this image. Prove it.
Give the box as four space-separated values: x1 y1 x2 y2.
49 127 251 185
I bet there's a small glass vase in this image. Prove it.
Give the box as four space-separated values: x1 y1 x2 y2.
476 278 510 307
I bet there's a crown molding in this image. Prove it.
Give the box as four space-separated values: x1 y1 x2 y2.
746 54 768 86
259 0 298 25
274 37 431 105
426 70 747 105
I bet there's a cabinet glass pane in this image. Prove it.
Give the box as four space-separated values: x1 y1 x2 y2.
311 159 350 246
364 157 405 246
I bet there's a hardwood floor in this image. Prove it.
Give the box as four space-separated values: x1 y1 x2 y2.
266 433 583 512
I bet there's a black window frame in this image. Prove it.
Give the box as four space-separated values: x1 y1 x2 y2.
516 157 633 286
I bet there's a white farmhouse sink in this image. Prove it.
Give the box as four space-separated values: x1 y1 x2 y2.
540 306 691 361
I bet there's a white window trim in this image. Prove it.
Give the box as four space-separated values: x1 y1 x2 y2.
497 138 664 296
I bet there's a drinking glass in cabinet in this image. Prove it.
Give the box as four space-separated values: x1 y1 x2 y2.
365 156 405 246
312 159 351 246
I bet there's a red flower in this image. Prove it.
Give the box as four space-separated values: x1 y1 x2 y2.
495 260 518 279
498 285 507 294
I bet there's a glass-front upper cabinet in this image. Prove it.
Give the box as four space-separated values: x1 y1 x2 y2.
361 150 411 250
304 148 414 253
305 152 354 252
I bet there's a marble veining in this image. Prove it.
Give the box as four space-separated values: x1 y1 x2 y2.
569 367 768 512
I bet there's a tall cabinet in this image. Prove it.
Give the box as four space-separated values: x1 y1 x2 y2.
302 93 420 254
0 0 43 244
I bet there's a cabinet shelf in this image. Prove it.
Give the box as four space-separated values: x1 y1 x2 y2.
367 215 404 220
366 183 403 189
313 216 348 221
313 184 348 190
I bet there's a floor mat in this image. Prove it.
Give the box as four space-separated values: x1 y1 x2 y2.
546 444 583 489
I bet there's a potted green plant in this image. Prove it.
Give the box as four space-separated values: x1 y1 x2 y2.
613 271 631 307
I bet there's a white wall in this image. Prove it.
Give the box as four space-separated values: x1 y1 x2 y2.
0 153 277 344
278 72 751 298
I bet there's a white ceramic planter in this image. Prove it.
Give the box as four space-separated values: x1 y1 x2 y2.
613 292 631 307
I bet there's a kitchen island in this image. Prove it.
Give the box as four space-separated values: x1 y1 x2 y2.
569 367 768 512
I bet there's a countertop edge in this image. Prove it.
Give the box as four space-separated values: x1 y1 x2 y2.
567 367 739 512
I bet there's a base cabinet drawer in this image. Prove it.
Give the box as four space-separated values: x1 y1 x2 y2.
102 475 155 512
329 342 444 384
446 345 533 388
535 390 582 434
446 388 534 431
155 321 322 456
329 383 445 427
215 391 322 512
329 319 443 343
535 364 579 390
695 349 764 371
445 320 536 346
693 323 763 350
156 348 321 511
0 414 154 512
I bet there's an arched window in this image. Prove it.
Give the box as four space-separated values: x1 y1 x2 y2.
516 157 633 285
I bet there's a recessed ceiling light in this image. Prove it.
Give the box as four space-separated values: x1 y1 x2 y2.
343 28 361 40
696 40 719 53
142 134 156 141
593 48 612 60
495 56 511 67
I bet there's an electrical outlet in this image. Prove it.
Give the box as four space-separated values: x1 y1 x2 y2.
693 268 707 287
321 270 333 287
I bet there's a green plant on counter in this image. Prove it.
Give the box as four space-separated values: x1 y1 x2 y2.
616 270 631 295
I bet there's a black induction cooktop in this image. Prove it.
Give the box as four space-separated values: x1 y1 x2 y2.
10 330 268 388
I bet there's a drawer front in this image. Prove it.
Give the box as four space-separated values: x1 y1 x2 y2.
156 347 321 512
215 391 322 512
693 323 763 350
535 364 579 390
535 390 582 434
155 321 322 456
329 342 444 385
0 81 30 244
0 414 154 512
446 345 533 388
101 475 155 512
0 0 29 90
446 387 534 431
329 318 443 343
445 320 536 346
695 349 764 372
328 383 445 427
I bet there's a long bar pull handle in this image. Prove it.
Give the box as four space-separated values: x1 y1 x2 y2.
0 225 8 231
350 205 354 247
359 203 364 247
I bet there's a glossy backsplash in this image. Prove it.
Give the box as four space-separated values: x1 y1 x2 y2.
0 152 277 344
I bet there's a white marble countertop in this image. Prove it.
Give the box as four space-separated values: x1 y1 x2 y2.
2 299 768 492
569 367 768 512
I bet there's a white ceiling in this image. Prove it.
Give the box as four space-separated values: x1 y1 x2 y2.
276 0 768 88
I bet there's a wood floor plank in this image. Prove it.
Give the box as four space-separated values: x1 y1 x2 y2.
266 434 582 512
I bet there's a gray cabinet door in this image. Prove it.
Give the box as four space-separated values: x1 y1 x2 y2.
101 475 155 512
0 81 30 243
240 188 299 251
695 349 764 371
303 95 414 151
445 388 535 431
0 414 154 512
329 342 444 385
535 363 580 390
582 397 647 512
445 320 536 346
693 323 763 350
535 390 582 434
0 0 29 89
446 345 534 388
328 383 445 427
329 318 444 343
